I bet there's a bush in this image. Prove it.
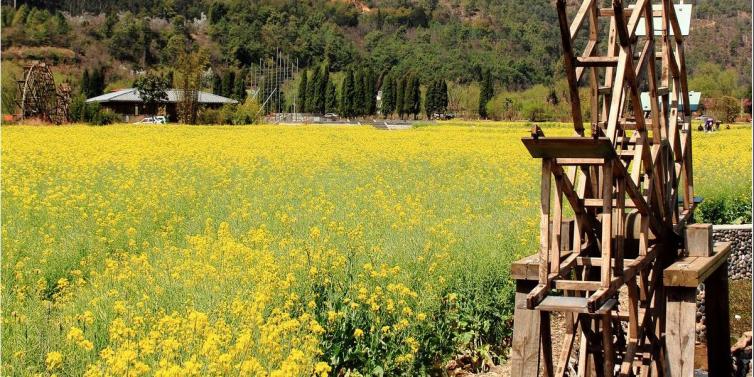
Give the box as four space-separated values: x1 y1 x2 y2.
197 107 224 124
232 98 261 125
698 195 752 224
91 108 117 125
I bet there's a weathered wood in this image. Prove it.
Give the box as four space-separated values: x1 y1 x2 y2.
665 287 696 376
705 262 732 376
522 137 617 159
663 242 731 287
511 280 542 376
684 223 713 257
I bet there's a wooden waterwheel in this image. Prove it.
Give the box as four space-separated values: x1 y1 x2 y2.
509 1 733 376
17 61 70 124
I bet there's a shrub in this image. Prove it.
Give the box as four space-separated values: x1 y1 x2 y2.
197 107 223 124
698 195 752 224
232 98 261 125
91 108 117 125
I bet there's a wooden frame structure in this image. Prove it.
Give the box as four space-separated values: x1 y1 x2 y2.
509 1 731 375
16 61 70 124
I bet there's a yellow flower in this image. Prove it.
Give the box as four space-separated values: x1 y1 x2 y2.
314 361 332 377
353 328 364 338
46 351 63 370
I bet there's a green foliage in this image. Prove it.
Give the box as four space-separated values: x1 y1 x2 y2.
133 72 169 115
688 63 746 99
109 12 156 67
69 95 117 125
353 69 365 117
340 69 356 118
381 73 396 118
297 70 308 113
325 81 338 114
425 79 449 118
395 76 405 119
478 71 494 119
698 195 752 224
232 97 262 125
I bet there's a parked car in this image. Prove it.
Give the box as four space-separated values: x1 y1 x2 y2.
432 113 455 120
323 113 339 120
136 116 167 124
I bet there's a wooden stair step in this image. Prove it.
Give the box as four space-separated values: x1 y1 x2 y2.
535 295 617 314
576 56 619 67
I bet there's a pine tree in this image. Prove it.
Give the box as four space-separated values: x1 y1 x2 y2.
340 69 355 117
325 81 337 114
81 69 90 97
297 70 308 114
381 74 395 118
396 75 405 119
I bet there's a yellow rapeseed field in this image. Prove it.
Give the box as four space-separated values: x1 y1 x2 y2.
2 123 751 376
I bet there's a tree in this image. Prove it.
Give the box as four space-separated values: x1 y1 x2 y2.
402 73 415 120
297 70 308 113
410 75 421 119
81 69 91 97
325 81 338 114
234 70 247 101
306 68 320 113
133 72 169 115
340 69 355 117
479 71 494 119
175 49 209 124
353 69 365 116
439 80 449 114
425 80 437 118
212 72 222 95
364 67 376 115
221 70 235 99
396 76 405 119
316 63 330 114
381 74 395 118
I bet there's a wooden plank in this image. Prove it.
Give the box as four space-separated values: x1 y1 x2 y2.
511 280 542 376
576 56 619 67
705 262 732 376
522 137 617 159
663 242 732 287
576 40 598 82
600 162 613 288
552 169 565 274
541 311 555 377
665 287 696 377
540 159 553 284
684 223 713 257
556 0 584 133
556 158 605 165
570 0 596 40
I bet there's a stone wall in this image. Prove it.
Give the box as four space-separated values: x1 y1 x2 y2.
713 224 753 280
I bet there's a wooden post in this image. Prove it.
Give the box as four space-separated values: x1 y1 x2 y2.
665 287 696 377
705 261 731 376
511 280 542 376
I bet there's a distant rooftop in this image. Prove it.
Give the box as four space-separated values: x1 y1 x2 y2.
86 88 238 105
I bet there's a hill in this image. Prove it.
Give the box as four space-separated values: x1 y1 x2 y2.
1 0 750 116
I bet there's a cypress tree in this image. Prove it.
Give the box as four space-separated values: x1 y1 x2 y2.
425 80 435 119
340 69 355 117
381 74 395 118
316 64 329 114
213 72 222 95
365 67 376 115
222 70 235 99
479 71 494 119
440 80 449 114
402 73 414 120
352 69 365 116
396 75 405 119
306 68 320 113
411 75 421 120
234 70 246 101
81 69 90 97
325 80 337 114
297 70 308 113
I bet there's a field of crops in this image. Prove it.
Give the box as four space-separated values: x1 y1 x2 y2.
2 123 751 376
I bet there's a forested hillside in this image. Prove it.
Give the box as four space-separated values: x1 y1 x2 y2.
1 0 751 118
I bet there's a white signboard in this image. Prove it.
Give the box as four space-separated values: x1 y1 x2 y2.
635 4 693 36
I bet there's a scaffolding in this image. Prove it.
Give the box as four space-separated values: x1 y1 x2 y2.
249 49 300 122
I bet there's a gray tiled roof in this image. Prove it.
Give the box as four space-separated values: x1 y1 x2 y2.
86 89 238 104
